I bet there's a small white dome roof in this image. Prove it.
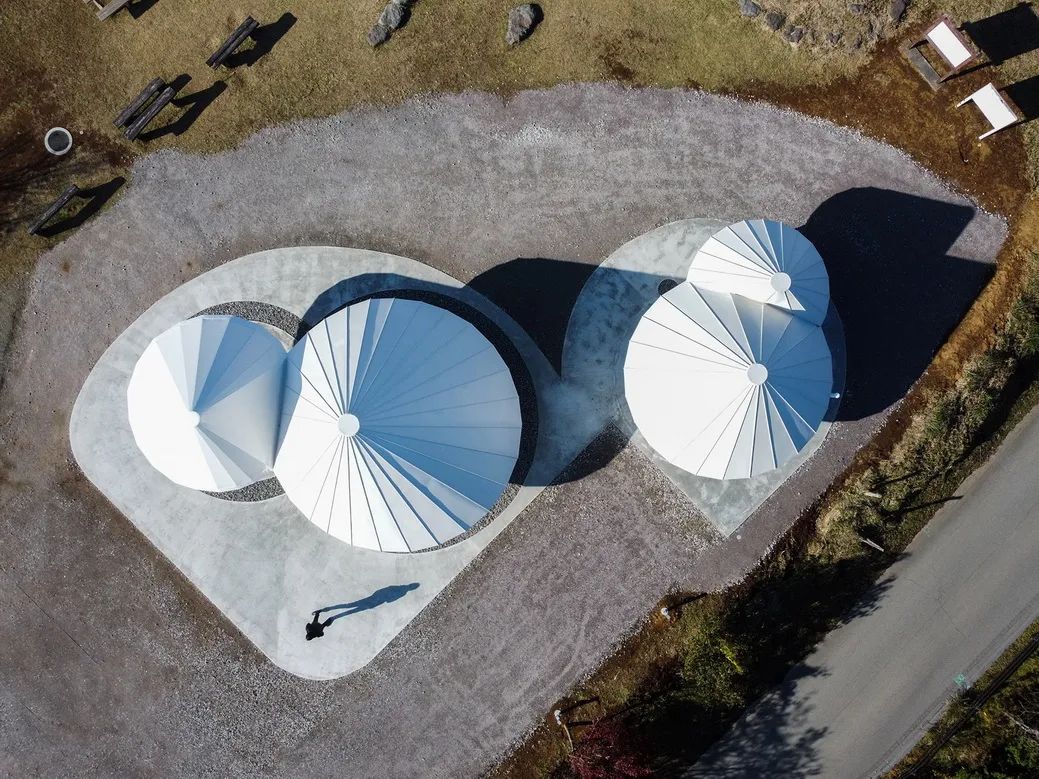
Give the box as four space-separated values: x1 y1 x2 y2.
274 298 522 552
624 282 832 480
687 219 830 325
127 316 286 491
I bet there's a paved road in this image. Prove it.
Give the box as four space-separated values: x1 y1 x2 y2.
691 401 1039 778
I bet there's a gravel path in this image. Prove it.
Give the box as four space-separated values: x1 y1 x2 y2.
0 84 1005 777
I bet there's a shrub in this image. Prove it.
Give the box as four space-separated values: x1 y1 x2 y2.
567 717 653 779
678 614 747 713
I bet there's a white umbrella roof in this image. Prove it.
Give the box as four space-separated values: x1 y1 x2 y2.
624 282 832 480
687 219 830 325
127 316 286 492
273 297 522 552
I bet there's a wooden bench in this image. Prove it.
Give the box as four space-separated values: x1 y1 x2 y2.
207 17 260 68
114 77 165 128
83 0 134 22
124 86 176 140
28 185 80 236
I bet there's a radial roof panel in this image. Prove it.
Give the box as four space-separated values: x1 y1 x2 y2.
687 219 830 325
127 316 286 491
274 298 522 553
624 282 832 480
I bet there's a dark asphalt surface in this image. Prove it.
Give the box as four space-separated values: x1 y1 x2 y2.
691 403 1039 778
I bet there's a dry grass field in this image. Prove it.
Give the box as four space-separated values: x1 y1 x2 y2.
0 0 866 367
4 0 1036 373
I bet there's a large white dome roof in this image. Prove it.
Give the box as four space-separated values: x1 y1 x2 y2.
624 282 832 480
273 297 522 552
687 219 830 325
126 316 286 491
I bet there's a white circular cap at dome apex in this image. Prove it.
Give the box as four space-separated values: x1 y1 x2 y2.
337 413 360 437
687 219 830 325
274 297 523 553
126 316 286 492
624 282 833 480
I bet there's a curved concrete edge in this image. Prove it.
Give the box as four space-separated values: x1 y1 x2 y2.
69 246 588 681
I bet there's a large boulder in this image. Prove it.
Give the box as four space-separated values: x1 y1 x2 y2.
764 10 786 30
506 4 541 46
367 22 390 47
379 2 405 31
739 0 762 17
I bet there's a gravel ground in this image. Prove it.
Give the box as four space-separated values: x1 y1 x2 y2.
0 84 1006 777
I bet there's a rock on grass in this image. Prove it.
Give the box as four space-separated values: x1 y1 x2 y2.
739 0 762 17
785 25 805 44
764 11 786 31
368 22 390 47
379 3 405 31
506 4 541 46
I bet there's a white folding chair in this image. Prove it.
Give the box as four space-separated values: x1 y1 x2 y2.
925 16 978 77
903 14 981 87
957 82 1024 140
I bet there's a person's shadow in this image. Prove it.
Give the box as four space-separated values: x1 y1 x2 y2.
306 583 420 640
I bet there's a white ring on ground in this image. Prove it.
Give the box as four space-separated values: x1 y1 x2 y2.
44 127 73 156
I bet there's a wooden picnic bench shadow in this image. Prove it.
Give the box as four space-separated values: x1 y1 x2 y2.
223 13 297 68
126 0 162 19
138 76 227 141
1004 74 1039 122
963 2 1039 66
32 177 125 238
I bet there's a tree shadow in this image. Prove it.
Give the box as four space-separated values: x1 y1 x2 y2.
799 187 992 422
224 13 297 68
1 132 63 230
671 667 831 777
648 552 902 776
892 494 962 514
35 177 126 238
139 76 226 141
316 582 420 622
963 3 1039 66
